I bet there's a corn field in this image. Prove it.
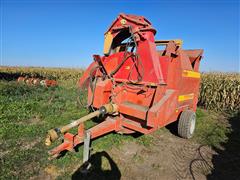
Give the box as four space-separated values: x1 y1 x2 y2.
0 66 84 81
0 66 239 112
199 72 240 112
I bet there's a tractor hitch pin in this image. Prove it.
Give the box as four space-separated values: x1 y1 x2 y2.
45 103 118 146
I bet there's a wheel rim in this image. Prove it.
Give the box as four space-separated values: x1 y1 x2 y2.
189 115 196 135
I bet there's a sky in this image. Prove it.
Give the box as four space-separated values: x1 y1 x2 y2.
0 0 239 72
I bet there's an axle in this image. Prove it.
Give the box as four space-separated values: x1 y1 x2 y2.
45 103 118 146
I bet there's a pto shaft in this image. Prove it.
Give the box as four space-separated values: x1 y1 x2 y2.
45 103 117 146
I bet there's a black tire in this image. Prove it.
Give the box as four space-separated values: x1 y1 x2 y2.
178 110 196 139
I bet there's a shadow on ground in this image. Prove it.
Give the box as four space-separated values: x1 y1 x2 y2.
0 72 46 81
0 72 22 81
71 151 121 180
207 111 240 180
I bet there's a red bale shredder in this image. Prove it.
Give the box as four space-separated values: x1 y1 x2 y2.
45 13 203 163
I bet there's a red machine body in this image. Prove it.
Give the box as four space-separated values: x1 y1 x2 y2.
49 14 203 157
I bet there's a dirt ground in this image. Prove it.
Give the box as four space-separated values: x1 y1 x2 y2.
33 112 240 180
67 130 215 180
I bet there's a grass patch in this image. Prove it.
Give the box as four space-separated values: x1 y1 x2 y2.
0 80 87 178
194 109 230 149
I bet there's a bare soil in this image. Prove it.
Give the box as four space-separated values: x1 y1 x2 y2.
71 130 215 180
11 110 240 180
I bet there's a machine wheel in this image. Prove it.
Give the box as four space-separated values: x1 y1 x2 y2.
178 110 196 139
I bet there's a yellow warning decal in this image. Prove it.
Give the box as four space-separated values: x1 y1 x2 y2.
182 70 200 78
178 93 194 102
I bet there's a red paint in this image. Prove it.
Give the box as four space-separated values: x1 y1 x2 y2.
49 13 203 156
